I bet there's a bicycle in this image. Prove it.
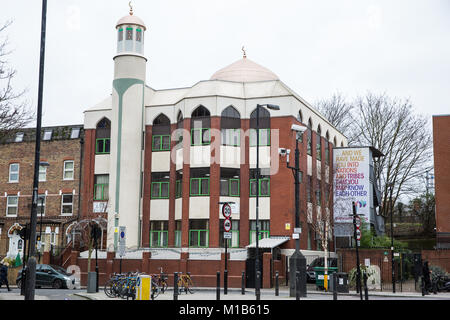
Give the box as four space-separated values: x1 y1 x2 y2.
177 273 195 294
151 272 168 294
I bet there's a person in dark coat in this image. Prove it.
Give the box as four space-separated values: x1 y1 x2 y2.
0 259 12 291
422 261 431 294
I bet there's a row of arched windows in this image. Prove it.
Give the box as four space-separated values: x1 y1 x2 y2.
93 106 344 155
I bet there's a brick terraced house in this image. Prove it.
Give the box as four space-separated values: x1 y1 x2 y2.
0 125 84 262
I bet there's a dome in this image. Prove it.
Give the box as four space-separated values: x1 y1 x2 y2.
210 57 279 82
116 13 146 30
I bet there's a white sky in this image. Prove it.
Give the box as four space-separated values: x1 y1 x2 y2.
1 0 449 127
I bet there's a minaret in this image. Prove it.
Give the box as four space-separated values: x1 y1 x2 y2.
108 5 147 250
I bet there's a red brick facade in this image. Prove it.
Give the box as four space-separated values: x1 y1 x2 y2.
0 126 83 260
433 115 450 248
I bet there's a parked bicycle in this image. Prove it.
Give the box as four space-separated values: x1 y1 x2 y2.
177 273 195 294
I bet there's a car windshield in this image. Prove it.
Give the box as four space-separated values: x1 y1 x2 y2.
50 265 70 276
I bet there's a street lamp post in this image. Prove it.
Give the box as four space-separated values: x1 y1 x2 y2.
388 183 396 293
287 124 307 298
25 0 47 301
255 104 279 300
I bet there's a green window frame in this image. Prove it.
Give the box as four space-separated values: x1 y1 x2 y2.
249 178 270 197
220 179 240 197
151 182 170 199
191 128 211 146
152 135 171 151
189 229 209 248
150 230 168 248
96 138 110 154
221 128 240 147
190 178 210 196
249 221 270 243
175 180 182 198
249 128 271 146
94 183 109 201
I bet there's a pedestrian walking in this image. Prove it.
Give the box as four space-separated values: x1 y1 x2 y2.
422 261 431 295
0 258 12 292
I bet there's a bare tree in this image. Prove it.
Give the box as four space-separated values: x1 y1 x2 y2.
0 20 34 141
351 93 433 217
317 91 432 218
315 92 355 142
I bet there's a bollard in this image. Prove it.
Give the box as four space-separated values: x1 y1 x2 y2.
241 271 245 295
256 271 261 300
275 271 279 296
224 270 228 295
363 272 369 300
333 273 338 300
174 272 178 301
295 271 300 301
216 271 221 300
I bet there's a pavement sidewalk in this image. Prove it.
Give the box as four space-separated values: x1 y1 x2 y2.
73 286 450 301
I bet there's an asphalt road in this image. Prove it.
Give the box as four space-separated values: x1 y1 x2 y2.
0 288 89 300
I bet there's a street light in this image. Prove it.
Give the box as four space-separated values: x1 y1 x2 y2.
286 124 307 298
387 182 396 293
25 0 47 301
254 103 279 300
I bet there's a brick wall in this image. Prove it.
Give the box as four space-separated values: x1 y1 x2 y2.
433 115 450 248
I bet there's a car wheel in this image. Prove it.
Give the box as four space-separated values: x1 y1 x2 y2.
53 279 63 289
16 280 22 289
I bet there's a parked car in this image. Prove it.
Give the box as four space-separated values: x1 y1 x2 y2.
306 257 338 283
16 264 74 289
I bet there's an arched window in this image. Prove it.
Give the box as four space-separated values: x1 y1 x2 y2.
96 118 111 154
152 114 171 151
297 110 303 124
191 106 211 146
333 137 337 147
250 107 271 146
307 118 313 156
221 106 241 146
316 125 322 160
325 131 330 165
175 111 184 149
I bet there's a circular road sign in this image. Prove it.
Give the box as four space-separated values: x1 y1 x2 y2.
355 216 361 229
224 219 232 232
222 203 232 219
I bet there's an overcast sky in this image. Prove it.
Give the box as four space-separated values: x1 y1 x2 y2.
1 0 449 127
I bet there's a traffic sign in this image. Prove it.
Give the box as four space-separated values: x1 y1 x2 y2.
223 219 232 232
356 229 361 241
224 232 232 239
222 203 232 219
355 216 361 228
119 226 126 257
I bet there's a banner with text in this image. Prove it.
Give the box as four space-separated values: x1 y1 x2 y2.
333 147 370 226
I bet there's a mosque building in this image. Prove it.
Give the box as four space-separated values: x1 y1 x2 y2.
81 7 348 264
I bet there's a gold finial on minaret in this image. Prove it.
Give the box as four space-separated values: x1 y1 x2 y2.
242 46 247 59
129 1 134 15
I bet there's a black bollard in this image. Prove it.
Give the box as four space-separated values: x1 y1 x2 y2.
295 271 300 301
174 272 178 301
256 271 261 300
224 270 228 295
275 271 279 296
216 271 221 300
363 272 369 300
333 273 338 300
241 271 245 295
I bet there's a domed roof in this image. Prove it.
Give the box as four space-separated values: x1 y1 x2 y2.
210 57 279 82
116 13 146 30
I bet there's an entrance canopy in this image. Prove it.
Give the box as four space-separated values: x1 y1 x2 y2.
246 236 290 249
